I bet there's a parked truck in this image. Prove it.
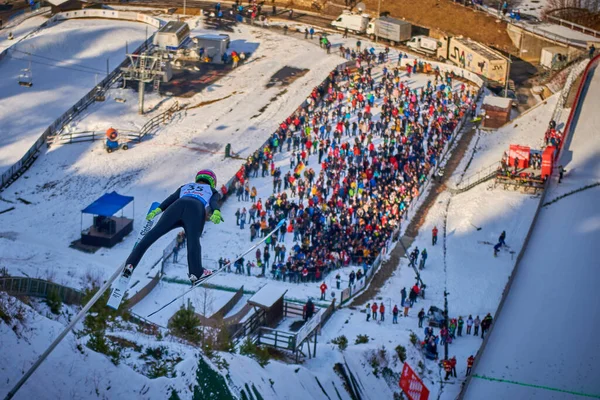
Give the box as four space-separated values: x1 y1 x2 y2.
365 16 411 45
331 11 370 34
406 35 441 57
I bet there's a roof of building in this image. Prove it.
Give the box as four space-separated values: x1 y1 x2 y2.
81 191 133 217
158 21 189 35
452 36 506 62
482 95 512 109
248 285 287 309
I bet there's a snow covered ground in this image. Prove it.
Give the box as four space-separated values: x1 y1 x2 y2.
465 63 600 399
0 15 47 52
0 18 152 174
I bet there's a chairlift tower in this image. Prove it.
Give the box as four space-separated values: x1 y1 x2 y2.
121 50 172 114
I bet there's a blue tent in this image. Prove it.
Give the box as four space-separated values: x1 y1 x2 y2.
82 192 134 217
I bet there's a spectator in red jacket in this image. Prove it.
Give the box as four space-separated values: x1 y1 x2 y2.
450 356 457 377
466 355 474 376
371 302 378 321
379 303 385 322
432 226 438 246
320 282 327 300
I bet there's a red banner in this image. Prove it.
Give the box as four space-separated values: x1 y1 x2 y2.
399 363 430 400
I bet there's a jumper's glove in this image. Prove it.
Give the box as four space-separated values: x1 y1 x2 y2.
210 210 224 224
146 207 162 221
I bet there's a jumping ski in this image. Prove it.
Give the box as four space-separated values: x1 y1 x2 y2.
107 202 161 310
147 218 286 317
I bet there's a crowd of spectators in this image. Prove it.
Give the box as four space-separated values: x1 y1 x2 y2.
222 49 478 284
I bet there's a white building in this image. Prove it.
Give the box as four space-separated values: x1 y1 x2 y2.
153 21 190 51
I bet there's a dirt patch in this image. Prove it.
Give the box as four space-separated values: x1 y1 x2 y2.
161 63 230 98
266 66 310 88
251 89 289 118
351 121 478 305
186 92 240 110
328 0 516 52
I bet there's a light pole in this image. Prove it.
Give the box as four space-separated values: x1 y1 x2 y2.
504 53 511 97
183 0 186 16
375 0 381 43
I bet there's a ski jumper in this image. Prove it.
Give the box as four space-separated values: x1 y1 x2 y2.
126 183 220 278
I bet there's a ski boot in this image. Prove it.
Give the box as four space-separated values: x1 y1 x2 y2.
123 264 134 278
189 269 213 285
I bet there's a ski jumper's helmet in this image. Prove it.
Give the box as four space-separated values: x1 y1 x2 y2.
195 169 217 189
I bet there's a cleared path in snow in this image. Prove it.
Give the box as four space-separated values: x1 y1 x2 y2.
465 63 600 399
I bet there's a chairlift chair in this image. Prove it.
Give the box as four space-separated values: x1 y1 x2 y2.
18 68 32 87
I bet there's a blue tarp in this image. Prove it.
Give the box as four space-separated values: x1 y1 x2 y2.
81 191 133 217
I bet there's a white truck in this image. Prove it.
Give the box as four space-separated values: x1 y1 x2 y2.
331 11 370 34
366 16 411 45
406 35 440 56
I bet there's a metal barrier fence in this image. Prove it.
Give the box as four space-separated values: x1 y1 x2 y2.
53 101 181 145
545 14 600 38
0 277 83 305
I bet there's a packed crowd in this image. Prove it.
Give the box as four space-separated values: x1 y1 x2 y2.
220 48 477 284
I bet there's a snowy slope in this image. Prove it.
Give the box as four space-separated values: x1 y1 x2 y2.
465 63 600 399
0 293 187 399
0 18 152 174
0 15 47 52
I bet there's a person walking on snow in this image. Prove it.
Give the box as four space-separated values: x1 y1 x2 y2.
418 308 425 327
451 356 457 377
443 359 452 380
366 303 371 321
466 315 473 335
379 303 385 322
419 248 428 269
474 315 481 336
401 287 407 305
466 355 474 376
392 305 399 324
432 226 438 246
320 282 328 300
371 302 378 321
457 316 464 336
124 170 222 283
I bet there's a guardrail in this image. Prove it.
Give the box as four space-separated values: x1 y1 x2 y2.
458 54 598 399
0 276 83 305
454 162 500 193
545 14 600 38
474 4 590 48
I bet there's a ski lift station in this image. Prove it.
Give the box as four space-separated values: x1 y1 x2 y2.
193 34 230 64
153 21 191 51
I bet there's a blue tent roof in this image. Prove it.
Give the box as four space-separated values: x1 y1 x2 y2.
81 192 134 217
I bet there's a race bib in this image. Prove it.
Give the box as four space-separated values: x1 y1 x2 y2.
180 183 212 205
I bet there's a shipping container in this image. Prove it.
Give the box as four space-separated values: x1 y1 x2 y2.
366 16 411 45
445 36 508 84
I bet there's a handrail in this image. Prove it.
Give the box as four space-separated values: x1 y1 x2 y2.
545 14 600 38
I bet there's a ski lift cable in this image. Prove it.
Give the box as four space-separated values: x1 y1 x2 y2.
11 49 107 74
8 55 105 75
